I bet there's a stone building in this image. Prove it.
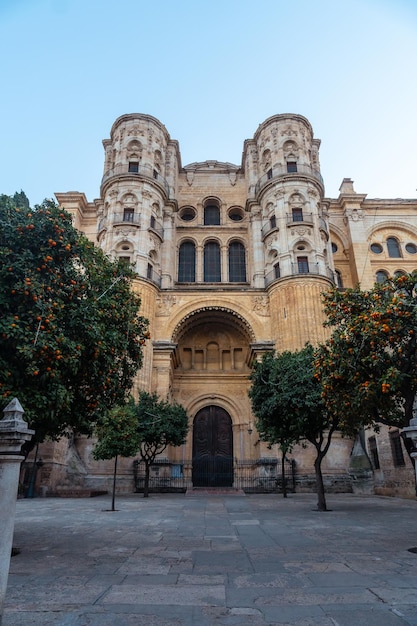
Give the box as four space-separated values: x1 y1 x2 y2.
30 113 417 497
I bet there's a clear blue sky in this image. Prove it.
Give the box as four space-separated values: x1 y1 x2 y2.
1 0 416 206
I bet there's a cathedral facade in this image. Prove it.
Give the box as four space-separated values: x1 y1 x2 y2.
34 113 417 497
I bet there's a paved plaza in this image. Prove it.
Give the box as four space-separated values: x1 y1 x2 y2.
3 492 417 625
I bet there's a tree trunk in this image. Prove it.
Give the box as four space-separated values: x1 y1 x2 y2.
111 455 118 511
314 453 327 511
281 455 287 498
144 462 150 498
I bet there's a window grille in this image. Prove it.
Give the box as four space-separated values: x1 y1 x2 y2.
228 241 246 282
178 241 196 282
204 205 220 225
204 241 221 281
387 237 401 258
368 436 380 470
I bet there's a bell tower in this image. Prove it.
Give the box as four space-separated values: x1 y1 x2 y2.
97 113 180 288
245 114 334 351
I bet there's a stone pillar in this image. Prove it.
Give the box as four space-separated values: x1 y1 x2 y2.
0 398 34 625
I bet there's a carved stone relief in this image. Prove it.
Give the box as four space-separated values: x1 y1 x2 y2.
345 208 364 221
115 227 137 238
291 227 311 237
281 126 298 137
156 294 177 316
252 295 270 316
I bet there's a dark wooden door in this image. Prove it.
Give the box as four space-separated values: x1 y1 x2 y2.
192 406 233 487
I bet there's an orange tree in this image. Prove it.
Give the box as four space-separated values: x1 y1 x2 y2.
315 273 417 442
249 345 337 511
133 391 189 498
93 400 141 511
0 193 149 446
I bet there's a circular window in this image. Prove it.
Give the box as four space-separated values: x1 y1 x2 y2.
228 208 244 222
297 245 305 251
331 242 338 253
370 243 383 254
179 207 196 222
121 245 130 251
405 243 417 254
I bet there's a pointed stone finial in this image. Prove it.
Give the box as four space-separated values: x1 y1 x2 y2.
2 397 24 419
0 398 34 450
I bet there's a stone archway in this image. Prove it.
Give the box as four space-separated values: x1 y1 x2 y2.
192 405 233 487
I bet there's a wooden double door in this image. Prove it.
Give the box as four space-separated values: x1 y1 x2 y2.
192 405 233 487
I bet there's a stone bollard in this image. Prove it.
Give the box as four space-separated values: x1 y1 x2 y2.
0 398 34 625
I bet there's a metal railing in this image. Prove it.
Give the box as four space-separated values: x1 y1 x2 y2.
265 263 335 287
113 213 142 226
254 164 324 197
149 218 164 239
101 164 170 196
261 221 279 239
142 267 161 287
133 458 296 494
98 214 141 231
286 212 313 225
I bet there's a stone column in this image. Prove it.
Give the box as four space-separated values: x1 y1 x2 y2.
0 398 34 624
402 417 417 496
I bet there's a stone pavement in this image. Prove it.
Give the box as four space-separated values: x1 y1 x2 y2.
3 492 417 626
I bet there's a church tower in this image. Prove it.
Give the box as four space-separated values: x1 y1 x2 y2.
244 114 333 351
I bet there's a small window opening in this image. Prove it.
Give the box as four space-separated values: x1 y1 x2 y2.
292 208 303 222
128 162 139 173
297 256 309 274
123 209 134 222
287 161 297 173
368 436 380 470
390 430 405 467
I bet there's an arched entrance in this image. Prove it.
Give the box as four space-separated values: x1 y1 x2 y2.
192 406 233 487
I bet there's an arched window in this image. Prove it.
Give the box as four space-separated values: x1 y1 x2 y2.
204 241 221 281
228 241 246 282
204 204 220 225
387 237 401 258
376 270 389 283
178 241 196 282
